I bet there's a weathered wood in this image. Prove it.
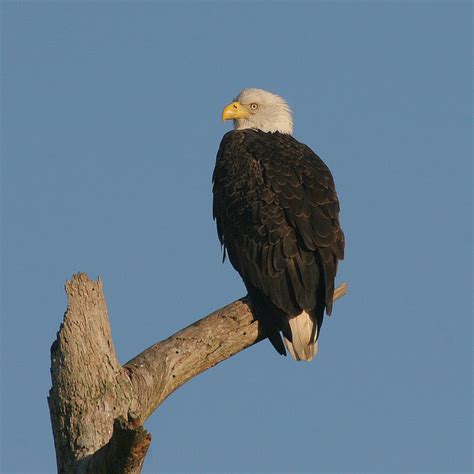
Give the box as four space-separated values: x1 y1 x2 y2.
124 282 348 423
48 273 347 473
124 298 260 423
79 417 151 474
48 274 139 473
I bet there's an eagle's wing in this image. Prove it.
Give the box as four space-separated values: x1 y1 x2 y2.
213 130 344 320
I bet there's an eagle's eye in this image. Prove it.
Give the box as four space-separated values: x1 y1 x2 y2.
250 103 258 110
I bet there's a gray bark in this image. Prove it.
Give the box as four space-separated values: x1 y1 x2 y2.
48 273 347 473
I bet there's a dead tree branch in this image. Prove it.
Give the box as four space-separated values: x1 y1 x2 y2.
48 273 347 473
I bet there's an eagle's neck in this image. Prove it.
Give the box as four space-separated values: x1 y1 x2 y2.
234 115 293 135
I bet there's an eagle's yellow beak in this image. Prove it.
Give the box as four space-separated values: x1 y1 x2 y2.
222 101 250 123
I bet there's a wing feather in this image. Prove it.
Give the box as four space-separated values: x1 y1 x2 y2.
212 129 344 330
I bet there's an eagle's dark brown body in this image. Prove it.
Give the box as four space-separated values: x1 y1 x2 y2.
212 129 344 356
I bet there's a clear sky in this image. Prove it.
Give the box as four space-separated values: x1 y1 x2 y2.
1 2 472 473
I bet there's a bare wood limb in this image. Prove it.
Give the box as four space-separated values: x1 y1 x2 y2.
48 273 347 473
78 417 151 474
125 281 348 423
48 274 142 473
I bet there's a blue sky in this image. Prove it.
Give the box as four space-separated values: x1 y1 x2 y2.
1 2 472 473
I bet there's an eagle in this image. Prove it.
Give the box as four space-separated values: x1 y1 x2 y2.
212 88 344 361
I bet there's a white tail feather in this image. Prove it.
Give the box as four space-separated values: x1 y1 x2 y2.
283 311 318 361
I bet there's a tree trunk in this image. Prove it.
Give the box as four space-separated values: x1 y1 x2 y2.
48 272 347 473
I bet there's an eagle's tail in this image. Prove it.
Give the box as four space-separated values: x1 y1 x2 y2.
283 311 318 361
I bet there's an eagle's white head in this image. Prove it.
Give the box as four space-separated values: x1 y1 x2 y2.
222 88 293 135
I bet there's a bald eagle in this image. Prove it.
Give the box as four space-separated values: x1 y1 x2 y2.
213 88 344 361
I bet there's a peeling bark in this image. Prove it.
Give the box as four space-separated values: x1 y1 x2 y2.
48 273 347 473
